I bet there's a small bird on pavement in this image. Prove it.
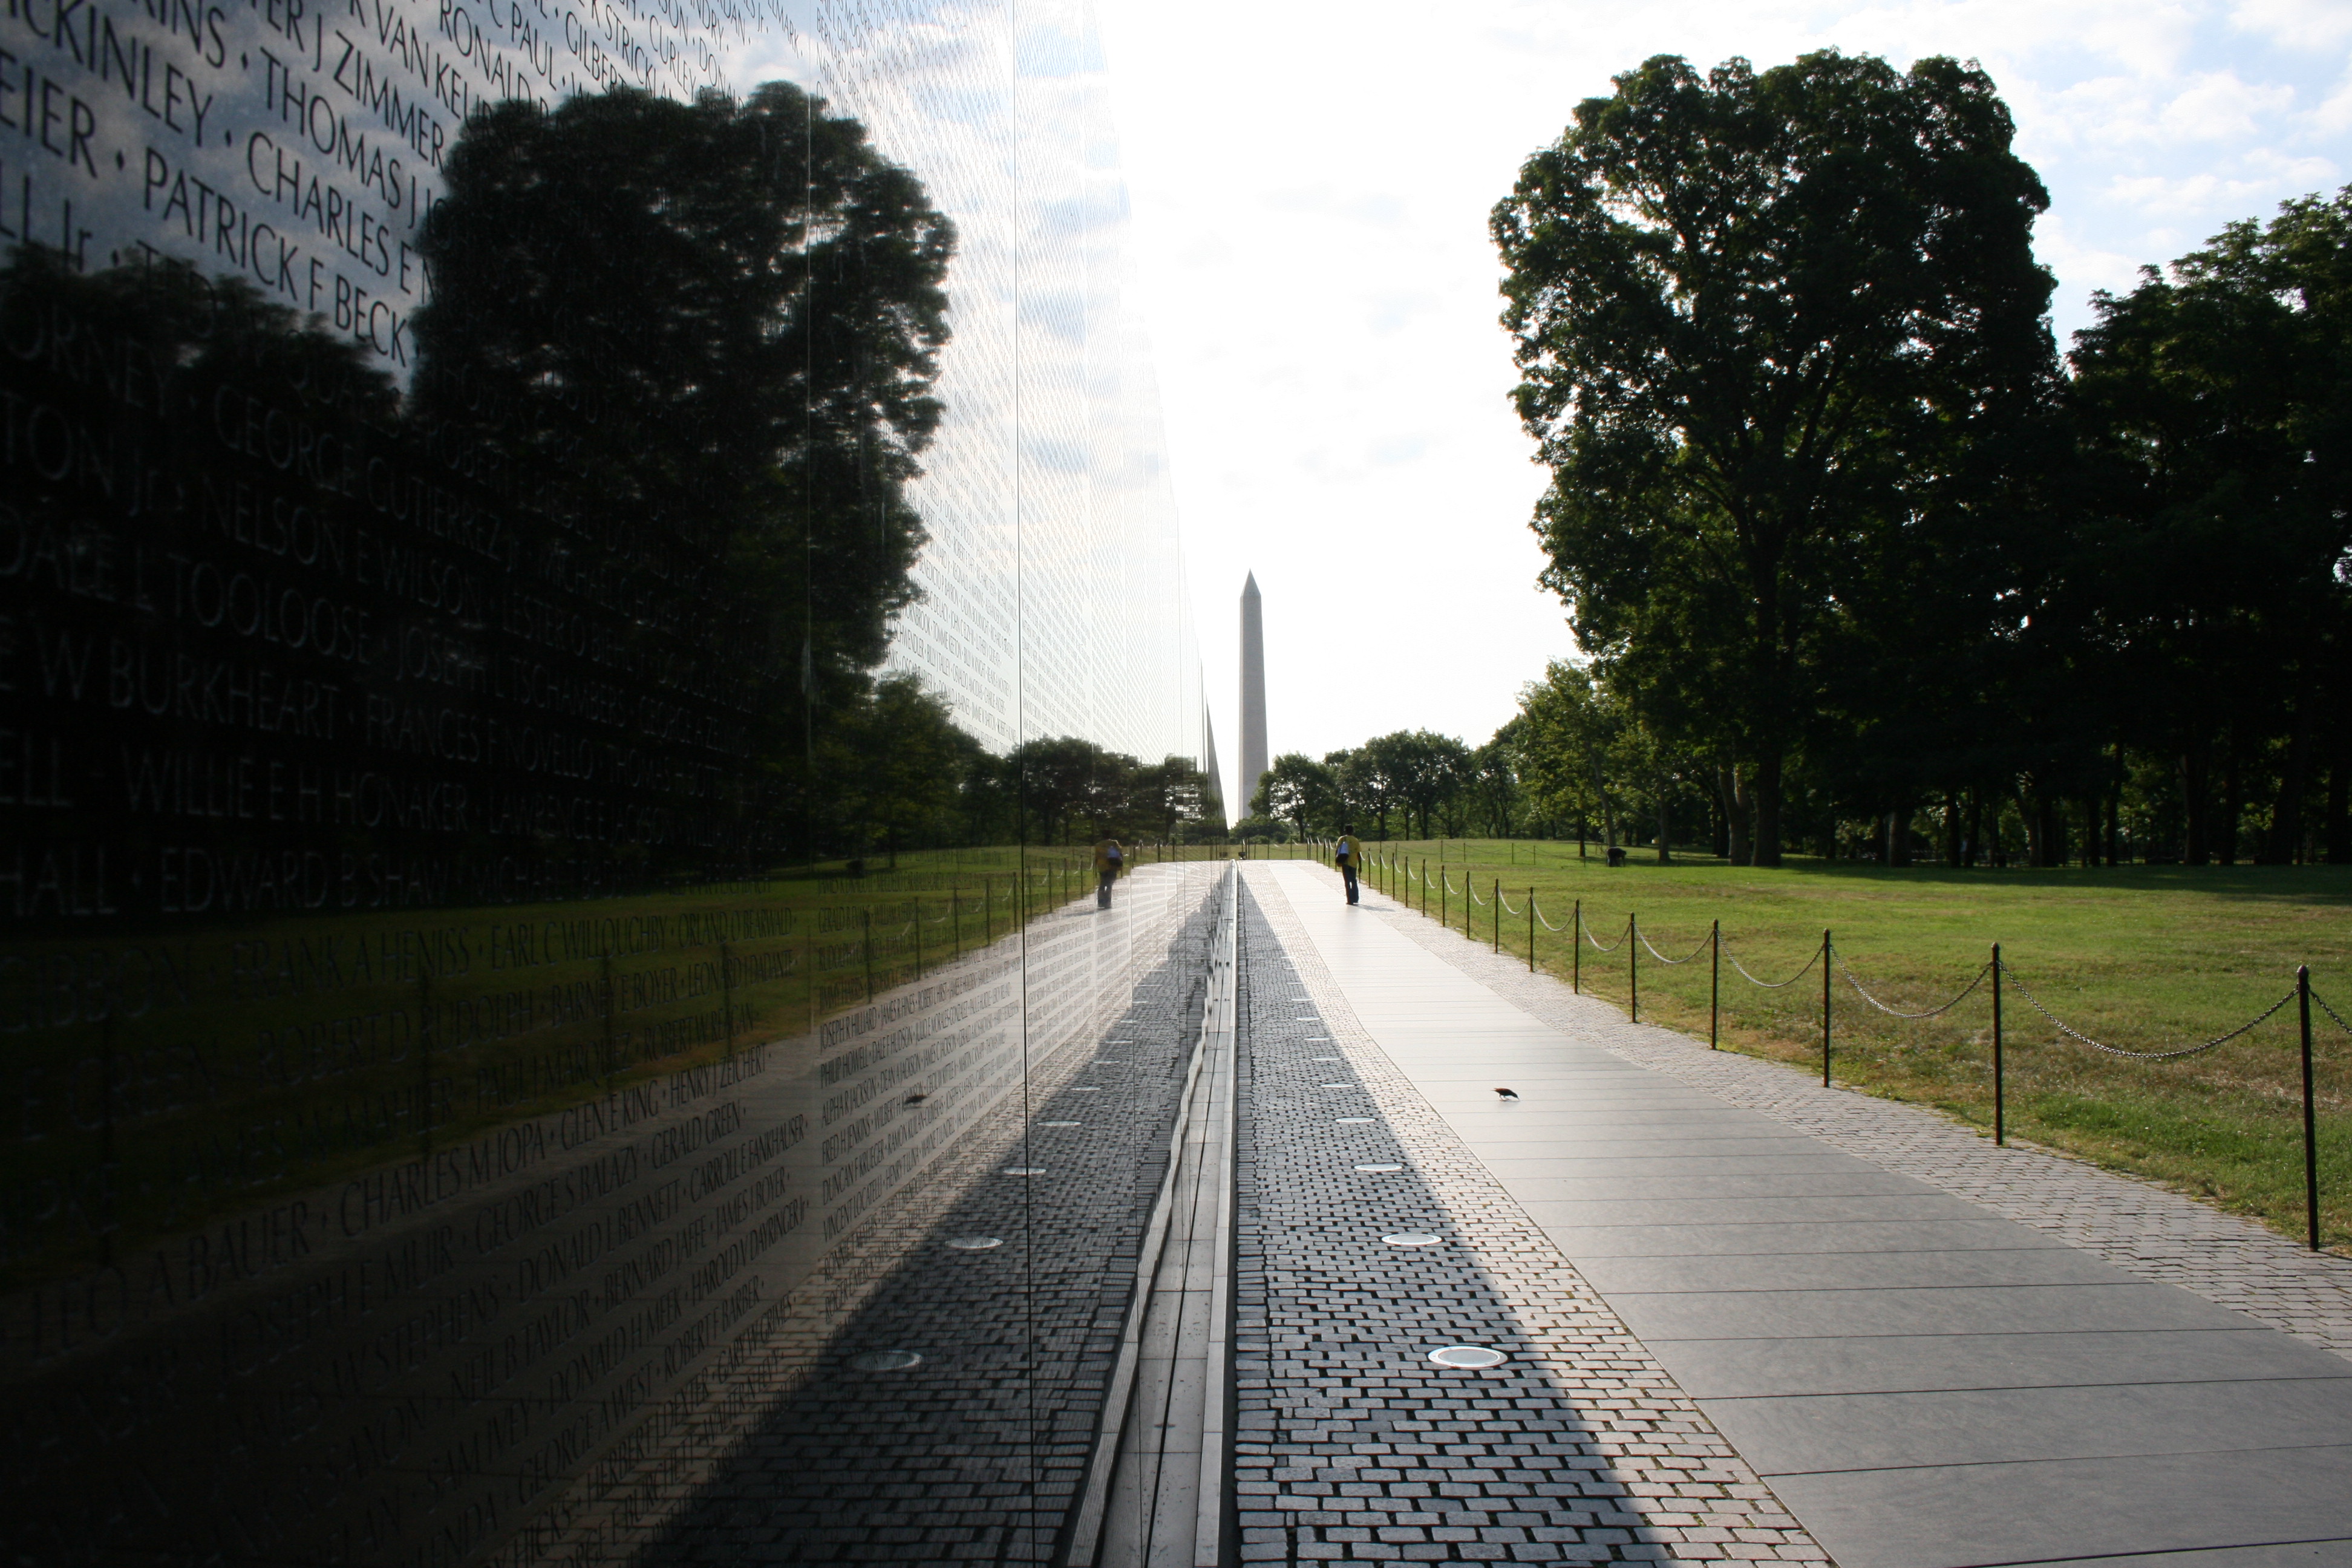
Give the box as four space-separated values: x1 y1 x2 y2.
1494 1087 1518 1102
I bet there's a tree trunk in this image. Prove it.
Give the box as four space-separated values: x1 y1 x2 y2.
2179 750 2208 864
1725 765 1753 866
1656 794 1672 864
1752 750 1783 866
2107 746 2123 866
2218 731 2243 866
1578 815 1587 861
2327 743 2350 864
1942 794 1962 866
2264 704 2311 864
1965 789 1983 867
1886 801 1912 867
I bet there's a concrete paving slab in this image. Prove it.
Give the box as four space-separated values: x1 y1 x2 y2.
1575 1245 2126 1294
1711 1375 2352 1471
1507 1172 1949 1202
1608 1281 2259 1340
2025 1544 2352 1567
1512 1192 2002 1224
1253 861 2352 1568
1769 1446 2352 1568
1485 1155 1916 1180
1664 1328 2352 1397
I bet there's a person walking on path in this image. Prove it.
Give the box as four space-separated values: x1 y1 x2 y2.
1094 838 1125 909
1333 829 1362 905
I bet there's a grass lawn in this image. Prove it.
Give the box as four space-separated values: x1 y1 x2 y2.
1345 837 2352 1253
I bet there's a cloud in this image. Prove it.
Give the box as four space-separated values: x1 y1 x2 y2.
2229 0 2352 51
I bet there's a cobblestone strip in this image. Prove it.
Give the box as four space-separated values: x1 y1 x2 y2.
1235 871 1829 1567
1342 874 2352 1361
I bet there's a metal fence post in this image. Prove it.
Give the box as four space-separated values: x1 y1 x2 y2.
1821 929 1832 1087
1527 889 1535 972
2300 964 2320 1252
1440 865 1447 929
1710 919 1719 1048
1992 942 2004 1146
1492 880 1500 952
1572 899 1581 995
1630 914 1639 1022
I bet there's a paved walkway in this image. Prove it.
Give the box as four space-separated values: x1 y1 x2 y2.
1244 861 2352 1568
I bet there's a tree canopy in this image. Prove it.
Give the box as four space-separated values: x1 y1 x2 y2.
1493 50 2059 863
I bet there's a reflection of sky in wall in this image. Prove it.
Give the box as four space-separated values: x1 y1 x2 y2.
19 0 757 381
735 0 1202 774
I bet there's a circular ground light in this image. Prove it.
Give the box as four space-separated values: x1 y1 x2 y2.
1002 1166 1046 1175
1355 1163 1405 1172
1310 1056 1341 1062
1039 1120 1082 1127
1428 1345 1506 1369
1336 1117 1374 1124
946 1236 1002 1250
1320 1082 1352 1088
848 1350 923 1371
1071 1086 1103 1092
1383 1232 1442 1247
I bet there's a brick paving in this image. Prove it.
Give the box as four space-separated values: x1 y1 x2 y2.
1234 875 1830 1567
1350 874 2352 1362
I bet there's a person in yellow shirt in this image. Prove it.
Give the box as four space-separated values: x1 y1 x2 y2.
1093 838 1125 909
1333 829 1362 905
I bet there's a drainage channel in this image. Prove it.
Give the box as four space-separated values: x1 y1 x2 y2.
1067 861 1240 1568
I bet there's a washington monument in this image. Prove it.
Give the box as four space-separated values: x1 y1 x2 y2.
1240 573 1267 817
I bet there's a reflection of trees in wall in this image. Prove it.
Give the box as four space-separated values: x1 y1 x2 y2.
414 82 958 862
1002 739 1215 846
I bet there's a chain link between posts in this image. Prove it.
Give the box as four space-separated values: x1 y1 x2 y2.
1834 948 1993 1019
1997 959 2299 1060
1634 918 1710 965
1722 939 1821 988
1578 907 1625 953
2313 986 2352 1039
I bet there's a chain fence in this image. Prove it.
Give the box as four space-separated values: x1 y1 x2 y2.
1341 848 2342 1253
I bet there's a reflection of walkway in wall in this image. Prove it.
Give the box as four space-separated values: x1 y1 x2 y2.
1240 860 2352 1568
542 862 1225 1564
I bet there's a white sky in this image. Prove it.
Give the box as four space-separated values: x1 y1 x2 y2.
1092 0 2352 815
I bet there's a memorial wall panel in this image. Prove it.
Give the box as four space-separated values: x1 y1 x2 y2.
0 0 1215 1560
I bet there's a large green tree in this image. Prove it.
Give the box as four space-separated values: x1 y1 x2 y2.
2066 192 2352 864
1493 50 2059 863
1254 753 1342 839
